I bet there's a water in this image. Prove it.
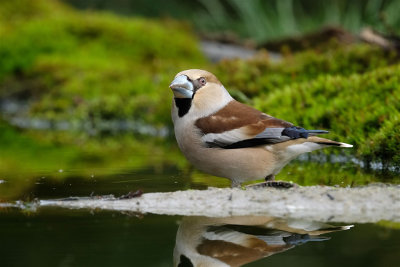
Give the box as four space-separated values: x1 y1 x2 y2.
0 163 399 267
0 208 399 266
0 209 177 266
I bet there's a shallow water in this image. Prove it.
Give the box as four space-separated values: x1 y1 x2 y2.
1 159 399 201
0 209 399 267
0 162 399 267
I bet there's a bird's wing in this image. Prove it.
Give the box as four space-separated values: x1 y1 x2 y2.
197 226 291 266
195 100 327 148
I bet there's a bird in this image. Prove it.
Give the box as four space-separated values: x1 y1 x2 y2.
169 69 352 187
174 216 352 267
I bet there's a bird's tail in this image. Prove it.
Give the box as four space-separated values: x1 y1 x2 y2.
283 233 330 246
306 129 329 136
309 136 353 148
282 127 329 139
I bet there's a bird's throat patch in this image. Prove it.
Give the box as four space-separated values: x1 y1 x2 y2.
178 255 193 267
175 98 192 117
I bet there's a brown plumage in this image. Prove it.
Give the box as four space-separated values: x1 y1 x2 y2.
174 216 353 267
196 238 290 267
195 100 293 135
169 69 352 187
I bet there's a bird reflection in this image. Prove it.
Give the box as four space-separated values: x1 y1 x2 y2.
174 216 353 267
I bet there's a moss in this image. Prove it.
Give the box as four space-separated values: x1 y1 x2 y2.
252 64 400 164
366 117 400 167
0 0 207 125
214 44 397 97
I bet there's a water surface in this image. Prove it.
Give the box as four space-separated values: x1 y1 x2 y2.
0 163 399 266
0 208 399 267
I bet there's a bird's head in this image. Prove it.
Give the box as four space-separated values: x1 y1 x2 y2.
169 69 222 99
169 69 232 118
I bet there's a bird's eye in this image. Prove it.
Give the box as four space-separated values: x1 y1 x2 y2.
199 77 206 86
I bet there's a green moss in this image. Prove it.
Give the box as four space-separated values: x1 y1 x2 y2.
252 64 400 164
366 116 400 167
0 0 207 125
215 44 397 97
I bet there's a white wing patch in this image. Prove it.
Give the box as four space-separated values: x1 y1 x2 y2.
203 230 250 246
286 142 322 155
201 127 289 147
202 127 250 146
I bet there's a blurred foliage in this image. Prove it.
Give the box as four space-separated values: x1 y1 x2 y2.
196 0 400 43
62 0 400 43
215 43 398 96
0 120 185 175
0 0 207 126
0 119 187 199
64 0 197 18
377 221 400 229
0 0 195 198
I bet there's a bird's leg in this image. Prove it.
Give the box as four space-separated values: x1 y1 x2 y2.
265 174 275 181
231 180 242 188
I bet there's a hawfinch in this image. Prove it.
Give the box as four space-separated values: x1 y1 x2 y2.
170 69 352 187
174 216 352 267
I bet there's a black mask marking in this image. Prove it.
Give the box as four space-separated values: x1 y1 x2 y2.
178 254 194 267
175 98 192 117
173 77 206 117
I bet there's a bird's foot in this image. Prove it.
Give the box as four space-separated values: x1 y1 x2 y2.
246 180 297 189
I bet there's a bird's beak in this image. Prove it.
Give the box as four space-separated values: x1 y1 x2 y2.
169 75 194 98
